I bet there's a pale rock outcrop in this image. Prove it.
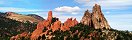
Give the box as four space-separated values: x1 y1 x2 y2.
81 10 93 27
81 4 111 29
92 4 111 29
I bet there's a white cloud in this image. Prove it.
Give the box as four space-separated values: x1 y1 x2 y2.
75 0 132 10
54 6 80 14
0 7 44 12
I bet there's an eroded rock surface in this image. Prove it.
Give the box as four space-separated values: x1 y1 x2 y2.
92 4 110 29
81 10 93 27
30 11 53 40
81 4 111 29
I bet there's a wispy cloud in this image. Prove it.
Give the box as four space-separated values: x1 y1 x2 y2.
54 6 80 14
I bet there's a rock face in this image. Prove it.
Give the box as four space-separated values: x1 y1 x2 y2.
30 22 45 40
51 20 61 32
81 4 111 29
92 4 110 29
30 11 53 40
61 18 78 31
81 10 93 27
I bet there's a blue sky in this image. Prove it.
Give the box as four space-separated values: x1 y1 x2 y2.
0 0 132 31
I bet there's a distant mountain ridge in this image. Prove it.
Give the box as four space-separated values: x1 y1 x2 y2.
0 12 44 23
27 14 44 21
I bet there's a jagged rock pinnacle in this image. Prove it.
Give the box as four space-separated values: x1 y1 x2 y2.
81 10 93 27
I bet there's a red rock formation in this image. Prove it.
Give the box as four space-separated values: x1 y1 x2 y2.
73 18 78 26
61 18 78 31
51 20 61 32
30 10 79 40
64 18 73 27
30 19 52 40
10 32 29 40
30 11 53 40
61 24 70 31
31 20 51 40
47 11 53 23
30 28 43 40
36 22 44 29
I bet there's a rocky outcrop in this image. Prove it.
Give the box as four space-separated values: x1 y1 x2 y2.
30 11 79 40
81 4 111 29
81 10 93 27
61 18 78 31
30 11 53 40
30 22 44 40
65 18 78 27
92 4 110 29
51 20 61 32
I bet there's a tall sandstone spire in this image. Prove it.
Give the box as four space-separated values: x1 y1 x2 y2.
81 4 111 29
47 11 53 23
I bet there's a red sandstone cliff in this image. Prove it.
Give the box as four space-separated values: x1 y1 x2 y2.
30 11 78 40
